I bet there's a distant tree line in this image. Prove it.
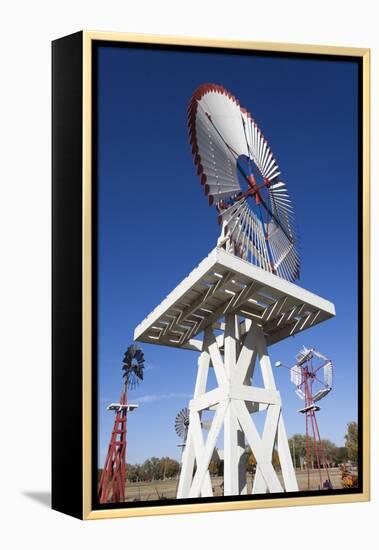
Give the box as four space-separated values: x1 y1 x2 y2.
286 434 347 469
286 421 358 469
125 457 180 483
98 422 358 482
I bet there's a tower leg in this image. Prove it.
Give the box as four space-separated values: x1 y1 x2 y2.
253 328 298 493
177 328 213 498
223 314 246 495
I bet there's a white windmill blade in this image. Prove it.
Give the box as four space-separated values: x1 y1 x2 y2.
190 85 248 158
219 201 271 270
270 181 286 190
189 83 300 281
296 346 313 364
323 360 333 388
295 388 305 400
189 103 241 193
290 365 302 386
312 349 329 362
312 387 332 403
267 220 300 281
269 186 298 234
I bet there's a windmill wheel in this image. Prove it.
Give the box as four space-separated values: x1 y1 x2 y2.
122 344 145 390
175 408 190 439
291 347 333 404
188 83 300 281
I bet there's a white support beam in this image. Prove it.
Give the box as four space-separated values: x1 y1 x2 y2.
234 321 259 384
189 388 226 412
176 430 196 498
189 410 213 497
189 401 228 497
230 384 281 405
224 405 245 496
193 327 211 397
252 404 281 494
223 314 245 495
208 333 228 387
232 399 283 493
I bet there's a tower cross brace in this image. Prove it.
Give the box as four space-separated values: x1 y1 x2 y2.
177 315 298 497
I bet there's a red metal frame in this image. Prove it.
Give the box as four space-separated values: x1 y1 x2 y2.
300 361 332 490
98 390 128 504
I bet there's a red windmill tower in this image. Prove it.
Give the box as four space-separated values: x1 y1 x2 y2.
98 344 145 504
276 346 333 490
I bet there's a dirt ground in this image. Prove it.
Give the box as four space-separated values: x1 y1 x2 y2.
123 467 346 502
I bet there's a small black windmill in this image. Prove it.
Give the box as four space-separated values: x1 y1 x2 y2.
98 344 145 504
122 344 145 390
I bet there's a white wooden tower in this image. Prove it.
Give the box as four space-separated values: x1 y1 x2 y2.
134 248 335 497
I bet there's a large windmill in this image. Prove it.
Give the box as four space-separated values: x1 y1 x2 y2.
134 84 335 498
98 344 144 504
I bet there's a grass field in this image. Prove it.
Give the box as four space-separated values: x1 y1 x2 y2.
122 467 346 502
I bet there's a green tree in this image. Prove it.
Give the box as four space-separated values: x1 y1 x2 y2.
288 434 306 468
272 449 280 469
126 463 145 482
209 452 223 476
321 439 337 464
165 458 180 478
288 434 338 467
246 447 257 473
159 457 180 479
335 446 348 464
141 458 159 480
344 421 358 462
245 446 279 471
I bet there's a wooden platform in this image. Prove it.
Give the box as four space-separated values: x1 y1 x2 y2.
134 248 335 350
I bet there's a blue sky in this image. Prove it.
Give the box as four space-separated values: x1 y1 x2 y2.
97 45 359 466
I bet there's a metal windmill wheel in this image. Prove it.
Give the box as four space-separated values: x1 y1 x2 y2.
290 346 333 407
122 344 145 390
175 408 190 442
188 83 300 281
